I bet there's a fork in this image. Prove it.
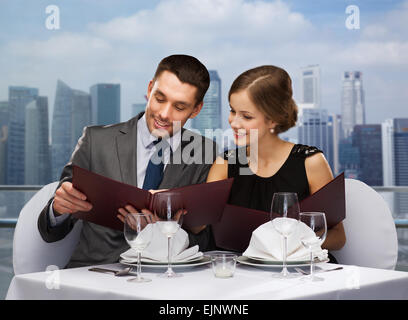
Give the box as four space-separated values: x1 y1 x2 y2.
88 267 132 276
295 266 343 275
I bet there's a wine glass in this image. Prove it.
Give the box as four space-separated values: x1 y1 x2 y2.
124 212 154 283
270 192 300 279
298 212 327 282
154 192 184 278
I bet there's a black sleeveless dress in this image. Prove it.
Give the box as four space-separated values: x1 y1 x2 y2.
224 144 321 211
220 144 338 263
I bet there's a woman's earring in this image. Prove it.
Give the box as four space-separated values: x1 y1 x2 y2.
270 128 275 134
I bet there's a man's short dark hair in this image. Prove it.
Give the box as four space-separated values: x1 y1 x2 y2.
153 54 210 105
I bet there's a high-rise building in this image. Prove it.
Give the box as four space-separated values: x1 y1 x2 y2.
338 137 360 179
0 101 9 184
191 70 222 137
7 86 39 184
341 71 365 138
71 90 91 149
382 119 395 214
352 124 383 186
52 80 73 181
381 118 408 216
52 80 91 180
90 84 120 126
327 114 341 175
25 97 51 185
382 119 395 186
300 65 321 108
132 103 146 117
298 107 329 157
393 119 408 216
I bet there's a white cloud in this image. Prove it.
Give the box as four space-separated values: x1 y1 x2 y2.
0 0 407 125
331 41 408 67
89 0 313 47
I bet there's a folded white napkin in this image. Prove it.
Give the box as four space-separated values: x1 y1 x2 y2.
243 219 328 261
120 223 203 263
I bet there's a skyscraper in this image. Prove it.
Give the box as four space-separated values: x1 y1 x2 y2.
298 107 329 158
327 114 341 175
338 137 360 179
71 90 91 149
52 80 91 180
90 84 120 126
382 119 396 214
7 86 38 184
0 101 9 184
393 119 408 216
341 71 365 138
381 118 408 216
191 70 222 137
352 124 383 186
382 119 395 186
25 97 51 185
300 65 321 108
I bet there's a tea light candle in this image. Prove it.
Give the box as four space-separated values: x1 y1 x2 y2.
215 265 234 278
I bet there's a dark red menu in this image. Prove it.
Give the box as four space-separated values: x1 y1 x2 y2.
72 165 234 231
211 173 346 252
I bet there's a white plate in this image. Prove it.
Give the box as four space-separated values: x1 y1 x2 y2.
237 256 329 268
120 255 211 268
140 255 203 264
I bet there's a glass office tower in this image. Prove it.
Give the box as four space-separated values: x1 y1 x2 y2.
0 101 9 184
52 80 91 180
90 84 120 126
352 124 383 186
6 86 39 184
298 108 329 157
300 65 321 108
341 71 365 138
394 119 408 216
25 97 51 185
191 70 222 137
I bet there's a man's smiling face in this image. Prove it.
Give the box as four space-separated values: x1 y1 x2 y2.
144 70 203 138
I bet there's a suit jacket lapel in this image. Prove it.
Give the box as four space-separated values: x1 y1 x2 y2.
115 113 143 186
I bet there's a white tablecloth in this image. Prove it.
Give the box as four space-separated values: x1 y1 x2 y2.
6 262 408 300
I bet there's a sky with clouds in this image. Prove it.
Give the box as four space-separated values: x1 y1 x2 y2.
0 0 407 129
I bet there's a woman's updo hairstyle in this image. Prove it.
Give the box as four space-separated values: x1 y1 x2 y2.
228 65 298 134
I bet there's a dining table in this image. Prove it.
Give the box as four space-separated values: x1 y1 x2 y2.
6 258 408 300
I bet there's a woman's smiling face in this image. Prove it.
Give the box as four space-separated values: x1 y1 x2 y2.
228 89 275 146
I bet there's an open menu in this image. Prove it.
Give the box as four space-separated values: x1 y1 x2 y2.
211 173 345 252
72 165 345 252
71 165 234 231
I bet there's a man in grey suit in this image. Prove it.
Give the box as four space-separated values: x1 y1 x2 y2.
38 55 218 268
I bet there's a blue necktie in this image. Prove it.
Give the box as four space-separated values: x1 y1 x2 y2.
142 138 166 190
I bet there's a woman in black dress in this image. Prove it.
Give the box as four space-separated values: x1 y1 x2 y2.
207 65 346 254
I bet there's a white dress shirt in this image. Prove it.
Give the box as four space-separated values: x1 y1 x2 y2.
49 114 181 227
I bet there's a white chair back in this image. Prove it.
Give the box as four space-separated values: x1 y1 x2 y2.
331 178 398 270
12 182 83 275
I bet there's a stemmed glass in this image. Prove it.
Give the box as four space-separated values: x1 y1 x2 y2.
154 192 184 278
298 212 327 282
270 192 300 279
123 213 154 283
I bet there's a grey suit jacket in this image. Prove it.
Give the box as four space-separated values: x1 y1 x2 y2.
38 112 218 268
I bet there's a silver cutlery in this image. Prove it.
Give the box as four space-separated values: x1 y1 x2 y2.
88 267 132 276
295 266 343 275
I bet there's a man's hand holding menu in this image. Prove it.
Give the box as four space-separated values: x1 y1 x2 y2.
52 182 93 216
71 165 234 232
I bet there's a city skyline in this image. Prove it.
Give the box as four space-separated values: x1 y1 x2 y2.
1 0 408 188
1 73 407 183
1 0 407 127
